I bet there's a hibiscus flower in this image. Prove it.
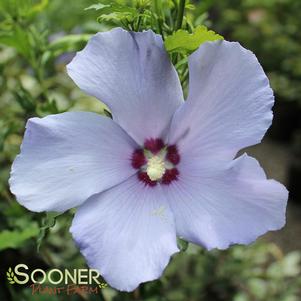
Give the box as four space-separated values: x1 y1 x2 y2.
9 28 288 291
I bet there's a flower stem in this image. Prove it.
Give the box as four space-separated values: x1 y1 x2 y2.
175 0 185 30
153 0 164 38
133 287 141 299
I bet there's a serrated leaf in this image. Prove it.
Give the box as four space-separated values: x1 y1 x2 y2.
89 3 138 24
97 12 130 23
165 25 223 53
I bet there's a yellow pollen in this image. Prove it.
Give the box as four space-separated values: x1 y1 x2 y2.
146 155 166 181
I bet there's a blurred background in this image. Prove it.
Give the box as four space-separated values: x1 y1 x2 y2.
0 0 300 300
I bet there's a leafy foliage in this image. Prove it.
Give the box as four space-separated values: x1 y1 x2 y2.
165 25 223 53
0 223 39 251
36 212 62 252
84 1 224 90
211 0 301 105
87 3 139 26
0 1 300 301
86 1 152 31
48 34 92 57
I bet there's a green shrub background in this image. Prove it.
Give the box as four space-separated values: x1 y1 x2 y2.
0 1 300 300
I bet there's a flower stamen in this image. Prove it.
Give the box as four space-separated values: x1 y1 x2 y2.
146 155 166 181
131 138 180 187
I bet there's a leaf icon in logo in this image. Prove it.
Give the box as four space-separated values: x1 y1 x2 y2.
6 267 16 284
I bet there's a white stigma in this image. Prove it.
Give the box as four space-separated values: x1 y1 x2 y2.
146 155 166 181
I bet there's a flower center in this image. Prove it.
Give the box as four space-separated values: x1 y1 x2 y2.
146 155 166 181
131 138 180 187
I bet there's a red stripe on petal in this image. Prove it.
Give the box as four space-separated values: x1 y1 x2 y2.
162 168 179 185
166 145 180 165
138 172 157 187
144 138 165 154
131 149 146 169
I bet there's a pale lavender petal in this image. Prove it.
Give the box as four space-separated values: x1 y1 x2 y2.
168 40 274 161
163 154 288 250
70 176 178 291
67 28 184 144
9 112 137 212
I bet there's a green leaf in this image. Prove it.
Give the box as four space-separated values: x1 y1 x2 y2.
0 223 39 251
31 0 49 15
0 0 48 18
85 3 107 11
97 12 131 23
185 3 195 10
281 252 301 277
86 3 138 24
177 237 189 252
48 34 92 57
0 26 32 60
36 99 61 116
15 85 36 114
165 25 223 53
85 3 136 15
36 212 62 252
